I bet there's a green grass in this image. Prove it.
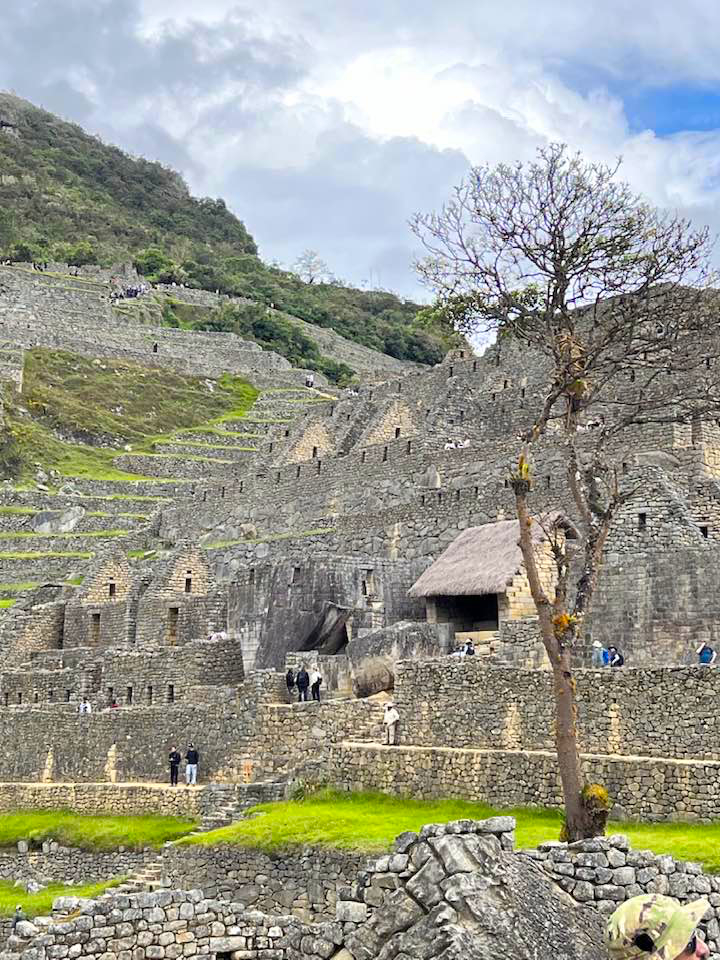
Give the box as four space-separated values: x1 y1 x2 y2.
2 348 259 482
0 811 198 853
0 582 40 592
204 527 336 550
0 507 37 516
127 549 156 559
181 790 720 871
0 599 16 608
0 878 123 919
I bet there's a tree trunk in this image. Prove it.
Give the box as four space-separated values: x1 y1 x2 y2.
513 480 597 840
550 646 589 841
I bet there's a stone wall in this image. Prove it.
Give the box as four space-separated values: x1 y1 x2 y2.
2 888 338 960
523 836 720 953
0 845 149 887
0 783 201 817
391 660 720 761
159 846 367 920
0 701 258 783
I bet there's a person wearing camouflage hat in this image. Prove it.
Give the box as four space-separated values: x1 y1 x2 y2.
607 894 710 959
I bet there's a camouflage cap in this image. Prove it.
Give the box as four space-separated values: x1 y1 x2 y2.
607 894 709 960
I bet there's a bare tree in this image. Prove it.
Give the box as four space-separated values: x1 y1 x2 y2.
411 143 720 840
292 249 333 285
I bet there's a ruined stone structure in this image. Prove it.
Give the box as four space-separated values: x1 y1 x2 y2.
0 819 607 960
2 261 720 830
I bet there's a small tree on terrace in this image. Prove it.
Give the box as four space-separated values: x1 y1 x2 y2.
292 249 334 285
411 143 720 840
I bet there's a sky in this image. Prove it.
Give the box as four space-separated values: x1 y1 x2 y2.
4 1 720 298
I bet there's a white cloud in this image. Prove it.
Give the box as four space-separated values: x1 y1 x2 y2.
7 0 720 294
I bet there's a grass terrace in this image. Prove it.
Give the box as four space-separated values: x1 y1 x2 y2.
0 811 198 852
0 879 123 919
183 790 720 872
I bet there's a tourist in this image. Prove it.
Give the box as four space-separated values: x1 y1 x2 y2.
305 373 315 388
310 668 322 701
383 702 400 745
463 640 475 656
285 668 295 696
607 893 709 960
296 665 310 702
697 641 717 666
168 745 181 787
110 697 119 708
11 905 25 931
185 742 199 785
591 640 607 668
607 646 625 667
78 698 92 714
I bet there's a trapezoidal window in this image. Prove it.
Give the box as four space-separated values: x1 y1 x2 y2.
147 685 153 703
394 427 401 438
168 606 179 644
108 581 116 598
638 513 647 531
184 571 192 594
167 683 175 703
126 686 133 705
91 612 101 645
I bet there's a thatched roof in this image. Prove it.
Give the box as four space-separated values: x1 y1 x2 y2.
408 518 548 598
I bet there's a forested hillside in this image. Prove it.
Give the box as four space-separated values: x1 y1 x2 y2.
0 93 457 365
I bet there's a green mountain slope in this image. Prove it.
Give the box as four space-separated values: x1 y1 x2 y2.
0 92 457 366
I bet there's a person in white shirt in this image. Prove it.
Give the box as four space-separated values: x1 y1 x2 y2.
383 703 400 745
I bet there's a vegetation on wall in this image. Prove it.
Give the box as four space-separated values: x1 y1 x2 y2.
0 93 458 367
162 301 356 385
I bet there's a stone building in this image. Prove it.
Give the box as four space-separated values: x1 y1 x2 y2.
408 517 558 646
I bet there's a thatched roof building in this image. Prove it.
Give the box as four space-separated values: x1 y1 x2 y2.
409 518 546 598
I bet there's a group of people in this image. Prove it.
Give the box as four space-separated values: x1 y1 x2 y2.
591 642 625 667
286 666 322 701
450 639 476 658
110 281 149 302
168 743 200 785
443 437 471 450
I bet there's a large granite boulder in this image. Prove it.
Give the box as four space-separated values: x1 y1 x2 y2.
340 819 605 960
347 620 451 696
32 506 85 534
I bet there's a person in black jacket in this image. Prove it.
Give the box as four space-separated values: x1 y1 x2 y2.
296 666 310 702
185 743 199 785
168 746 181 786
286 668 295 698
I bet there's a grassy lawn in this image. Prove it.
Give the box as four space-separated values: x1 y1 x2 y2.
182 790 720 871
0 879 123 918
0 812 197 852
